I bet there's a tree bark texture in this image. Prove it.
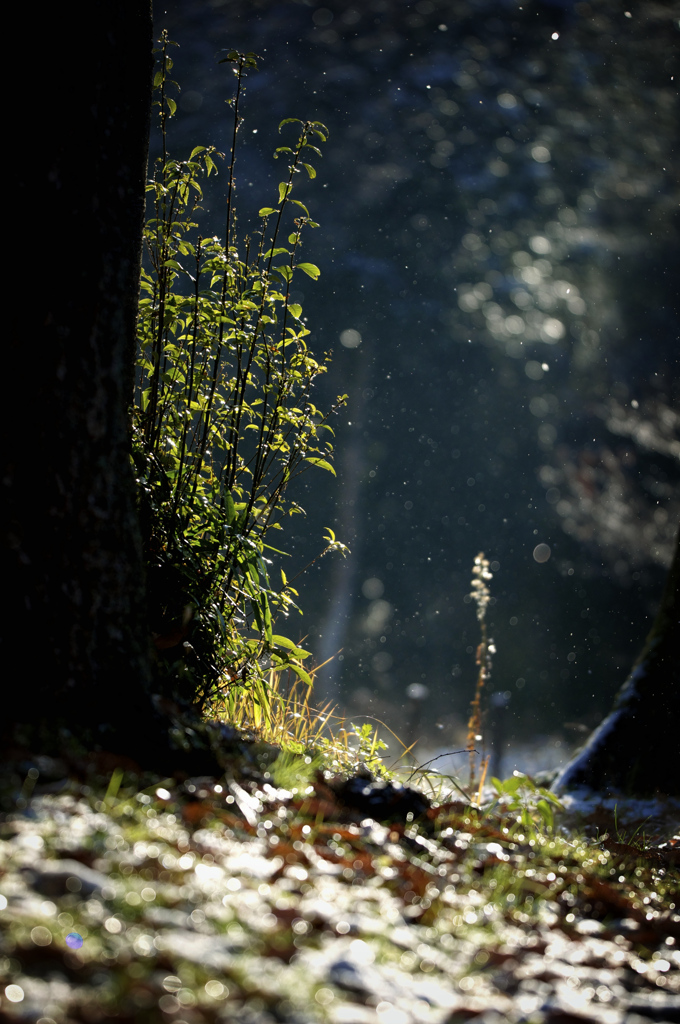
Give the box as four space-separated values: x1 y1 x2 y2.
3 3 155 740
554 527 680 797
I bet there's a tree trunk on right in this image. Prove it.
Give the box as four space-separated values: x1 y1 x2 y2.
554 527 680 797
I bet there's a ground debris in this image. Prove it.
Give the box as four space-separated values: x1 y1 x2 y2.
0 761 678 1023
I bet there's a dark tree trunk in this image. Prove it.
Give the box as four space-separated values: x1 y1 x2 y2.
2 6 244 776
554 527 680 797
3 4 155 747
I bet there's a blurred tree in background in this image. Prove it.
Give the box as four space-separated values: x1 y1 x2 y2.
556 526 679 796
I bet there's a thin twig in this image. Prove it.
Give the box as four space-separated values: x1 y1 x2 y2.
406 750 473 783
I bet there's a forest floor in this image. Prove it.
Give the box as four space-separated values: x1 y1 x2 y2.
1 743 679 1024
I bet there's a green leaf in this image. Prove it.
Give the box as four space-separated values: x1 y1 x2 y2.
288 662 313 687
499 775 523 796
251 600 264 634
536 799 554 830
259 207 277 217
263 542 290 556
261 594 273 644
302 163 316 179
270 634 297 651
190 146 206 158
538 787 564 808
278 181 292 204
305 457 335 475
271 635 311 659
225 492 236 525
166 97 177 116
288 303 302 319
296 262 320 280
218 49 241 64
279 117 301 130
275 265 293 283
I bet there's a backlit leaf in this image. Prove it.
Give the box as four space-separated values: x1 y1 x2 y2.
305 457 335 475
296 262 320 280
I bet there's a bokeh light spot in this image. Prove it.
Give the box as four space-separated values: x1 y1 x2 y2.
362 577 384 599
529 235 551 254
339 329 361 348
531 144 551 163
541 318 565 341
31 925 52 946
533 543 551 563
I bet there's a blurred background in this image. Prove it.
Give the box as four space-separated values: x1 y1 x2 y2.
152 0 679 775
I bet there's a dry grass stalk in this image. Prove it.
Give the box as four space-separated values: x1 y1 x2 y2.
467 553 496 792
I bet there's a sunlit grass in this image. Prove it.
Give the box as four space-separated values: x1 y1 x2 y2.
206 664 410 777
